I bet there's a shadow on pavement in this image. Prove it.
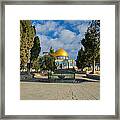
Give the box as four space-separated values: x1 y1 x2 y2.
20 77 99 83
83 75 100 80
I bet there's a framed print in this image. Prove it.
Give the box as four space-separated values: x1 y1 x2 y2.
0 0 119 119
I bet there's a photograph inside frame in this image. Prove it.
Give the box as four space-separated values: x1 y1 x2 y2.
20 20 100 100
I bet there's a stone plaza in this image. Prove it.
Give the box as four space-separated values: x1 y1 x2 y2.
20 74 100 100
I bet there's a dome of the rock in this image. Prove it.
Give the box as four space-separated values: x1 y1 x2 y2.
51 48 68 57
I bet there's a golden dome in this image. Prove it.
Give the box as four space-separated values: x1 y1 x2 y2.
51 48 68 57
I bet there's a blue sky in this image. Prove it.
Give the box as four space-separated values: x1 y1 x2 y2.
31 20 92 60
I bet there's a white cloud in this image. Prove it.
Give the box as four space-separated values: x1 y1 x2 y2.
35 21 58 34
77 23 89 34
37 35 50 54
60 29 75 39
48 39 64 51
38 35 64 54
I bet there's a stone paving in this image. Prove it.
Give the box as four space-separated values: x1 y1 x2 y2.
20 80 100 100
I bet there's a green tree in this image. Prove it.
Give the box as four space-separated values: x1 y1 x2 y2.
76 47 86 71
32 57 40 72
39 55 56 71
20 20 35 70
81 20 100 73
30 36 41 62
49 47 54 54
